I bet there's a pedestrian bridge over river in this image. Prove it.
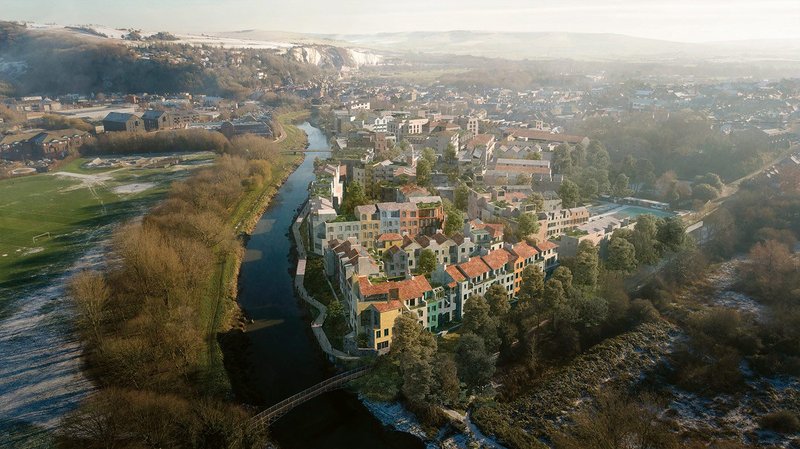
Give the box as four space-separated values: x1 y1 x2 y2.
250 366 371 428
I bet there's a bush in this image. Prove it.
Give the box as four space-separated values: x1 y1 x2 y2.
760 410 800 434
82 129 231 155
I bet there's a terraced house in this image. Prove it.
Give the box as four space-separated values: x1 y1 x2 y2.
326 232 558 354
310 197 445 255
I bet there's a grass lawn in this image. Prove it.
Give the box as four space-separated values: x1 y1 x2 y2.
0 154 213 292
276 111 310 151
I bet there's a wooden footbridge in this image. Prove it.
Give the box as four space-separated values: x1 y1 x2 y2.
249 366 371 429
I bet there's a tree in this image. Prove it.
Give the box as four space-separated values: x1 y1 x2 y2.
612 173 632 197
631 214 662 265
416 159 432 186
568 294 609 329
527 192 544 212
635 159 657 189
341 181 368 216
573 241 599 292
559 180 581 208
587 142 610 170
390 314 437 404
701 172 724 190
327 299 349 341
445 143 458 162
433 354 461 406
485 284 511 318
553 144 573 174
444 207 464 237
607 235 637 273
69 270 111 342
692 183 719 202
554 391 678 449
418 249 436 275
454 183 470 211
462 295 500 351
542 279 567 327
455 333 495 389
580 178 599 201
518 265 545 306
657 216 686 251
552 266 574 291
516 213 540 240
422 147 437 166
401 329 437 404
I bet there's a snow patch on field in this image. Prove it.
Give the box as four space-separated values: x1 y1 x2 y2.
113 182 155 195
0 244 107 431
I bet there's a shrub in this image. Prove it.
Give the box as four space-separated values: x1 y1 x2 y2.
760 410 800 434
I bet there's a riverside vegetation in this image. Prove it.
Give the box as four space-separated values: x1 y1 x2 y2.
59 124 306 448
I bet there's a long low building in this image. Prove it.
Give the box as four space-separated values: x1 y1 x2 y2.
0 128 90 161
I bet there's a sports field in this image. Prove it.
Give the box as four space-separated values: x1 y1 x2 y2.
0 153 214 291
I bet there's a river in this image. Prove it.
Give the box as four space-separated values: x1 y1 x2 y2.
234 122 424 449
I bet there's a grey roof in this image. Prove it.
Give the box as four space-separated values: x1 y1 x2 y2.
142 110 166 120
103 112 139 123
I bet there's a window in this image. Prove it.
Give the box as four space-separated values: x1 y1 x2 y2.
384 328 389 337
375 330 381 339
377 341 389 350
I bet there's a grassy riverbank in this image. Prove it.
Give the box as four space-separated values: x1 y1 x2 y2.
205 153 303 394
274 110 311 150
60 113 311 447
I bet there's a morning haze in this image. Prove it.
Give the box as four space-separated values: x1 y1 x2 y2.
1 1 799 449
4 0 800 41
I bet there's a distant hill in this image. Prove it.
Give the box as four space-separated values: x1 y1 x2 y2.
219 29 800 62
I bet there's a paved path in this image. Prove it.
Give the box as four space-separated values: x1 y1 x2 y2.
291 202 358 361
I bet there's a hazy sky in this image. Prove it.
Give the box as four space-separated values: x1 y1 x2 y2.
4 0 800 42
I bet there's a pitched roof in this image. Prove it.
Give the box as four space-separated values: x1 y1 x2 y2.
355 204 377 217
103 112 139 123
358 275 432 301
468 134 494 147
482 249 513 270
511 241 539 259
536 240 559 252
400 184 428 197
506 128 586 144
458 257 491 279
142 110 166 120
377 233 403 242
371 300 404 313
445 265 466 287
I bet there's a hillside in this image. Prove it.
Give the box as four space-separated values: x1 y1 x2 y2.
0 22 325 97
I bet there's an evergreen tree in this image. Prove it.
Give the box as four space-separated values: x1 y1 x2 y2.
516 213 540 240
485 284 511 318
518 265 545 305
444 207 464 237
573 241 599 292
454 183 470 211
341 181 368 216
462 294 500 351
418 249 436 275
455 333 495 389
607 235 637 273
559 179 581 208
416 159 432 186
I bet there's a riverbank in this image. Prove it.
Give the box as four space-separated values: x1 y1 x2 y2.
205 153 305 395
211 113 309 396
230 121 425 449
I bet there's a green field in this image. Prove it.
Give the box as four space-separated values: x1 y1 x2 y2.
0 154 215 292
